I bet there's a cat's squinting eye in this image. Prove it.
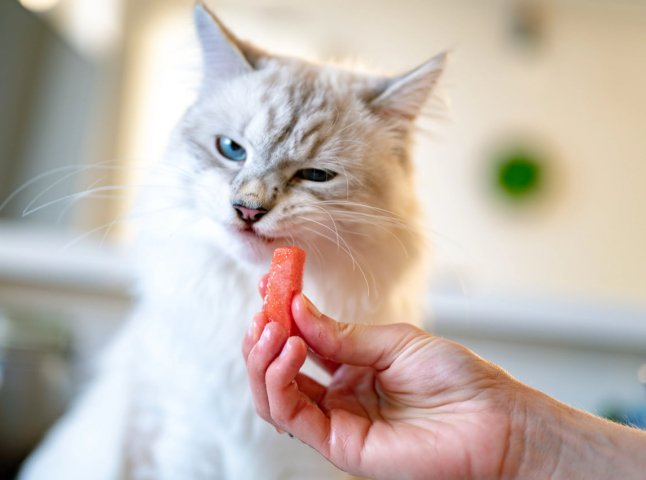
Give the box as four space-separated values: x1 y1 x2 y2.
215 135 247 162
295 169 337 182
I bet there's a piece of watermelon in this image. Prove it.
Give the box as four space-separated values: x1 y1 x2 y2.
263 247 306 335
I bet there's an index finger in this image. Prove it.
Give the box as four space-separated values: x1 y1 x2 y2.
265 336 372 474
242 311 269 361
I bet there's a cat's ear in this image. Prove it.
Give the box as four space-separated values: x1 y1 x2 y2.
369 52 448 121
193 3 266 86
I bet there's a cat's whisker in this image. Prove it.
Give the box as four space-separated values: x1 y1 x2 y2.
300 223 358 267
299 222 371 298
332 213 412 258
65 218 145 250
2 161 195 213
323 211 419 237
299 236 324 268
287 233 297 251
313 204 418 255
321 209 411 228
63 223 118 250
306 205 341 247
22 164 124 216
305 204 392 242
293 200 418 258
330 226 372 238
55 177 108 223
296 215 351 260
61 204 183 250
22 183 181 217
6 159 201 221
24 186 131 217
307 202 418 231
310 199 406 218
0 163 100 213
309 238 325 266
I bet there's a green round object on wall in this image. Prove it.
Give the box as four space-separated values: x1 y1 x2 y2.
494 149 544 201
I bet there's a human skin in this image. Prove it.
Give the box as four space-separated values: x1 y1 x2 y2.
243 292 646 480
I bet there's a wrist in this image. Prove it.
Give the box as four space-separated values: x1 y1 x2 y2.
505 386 646 479
550 406 646 480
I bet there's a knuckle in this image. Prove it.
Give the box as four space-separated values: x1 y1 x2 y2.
272 410 285 424
336 321 357 338
392 322 418 337
272 407 291 426
332 322 357 354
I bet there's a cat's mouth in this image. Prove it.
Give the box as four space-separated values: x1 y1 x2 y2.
237 224 275 244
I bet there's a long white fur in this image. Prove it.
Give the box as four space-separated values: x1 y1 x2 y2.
20 4 444 479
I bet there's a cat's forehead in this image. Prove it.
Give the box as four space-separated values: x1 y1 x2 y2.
219 64 350 122
256 61 357 108
251 66 347 117
246 64 370 158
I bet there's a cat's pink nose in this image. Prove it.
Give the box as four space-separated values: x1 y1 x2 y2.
233 204 268 224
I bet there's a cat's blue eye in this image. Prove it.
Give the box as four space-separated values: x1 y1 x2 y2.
295 169 337 182
215 135 247 162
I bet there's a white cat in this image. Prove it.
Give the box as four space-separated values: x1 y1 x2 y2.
20 4 445 479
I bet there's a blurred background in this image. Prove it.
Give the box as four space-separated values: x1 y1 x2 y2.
1 0 646 475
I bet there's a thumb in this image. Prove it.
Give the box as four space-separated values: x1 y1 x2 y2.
291 294 427 370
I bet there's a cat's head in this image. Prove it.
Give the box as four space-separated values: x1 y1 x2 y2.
163 3 445 267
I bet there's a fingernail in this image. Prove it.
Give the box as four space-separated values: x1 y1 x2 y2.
277 338 293 359
247 320 256 338
250 320 262 343
302 295 322 318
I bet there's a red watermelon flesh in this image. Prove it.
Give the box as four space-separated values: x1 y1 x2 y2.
263 247 306 335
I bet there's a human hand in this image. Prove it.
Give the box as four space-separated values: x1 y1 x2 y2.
243 287 646 480
243 293 525 479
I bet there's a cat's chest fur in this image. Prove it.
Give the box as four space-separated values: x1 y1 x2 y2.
122 235 401 479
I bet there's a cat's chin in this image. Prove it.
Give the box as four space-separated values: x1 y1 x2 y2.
222 225 284 264
183 217 275 264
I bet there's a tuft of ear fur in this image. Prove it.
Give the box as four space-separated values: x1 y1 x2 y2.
193 2 267 88
369 52 448 122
